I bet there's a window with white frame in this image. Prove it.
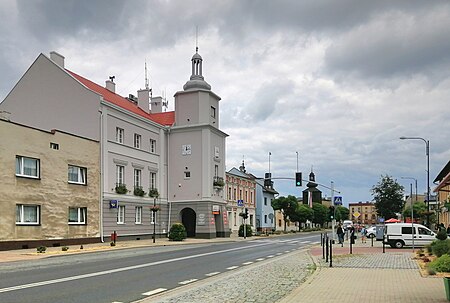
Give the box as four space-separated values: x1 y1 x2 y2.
211 106 216 118
16 204 40 225
150 172 156 189
116 127 124 144
151 209 157 224
16 156 40 178
134 133 141 149
116 165 124 185
150 139 156 153
117 205 125 224
68 207 87 224
134 169 141 188
135 206 142 224
68 165 87 185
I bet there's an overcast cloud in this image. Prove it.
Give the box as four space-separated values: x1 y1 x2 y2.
1 0 449 205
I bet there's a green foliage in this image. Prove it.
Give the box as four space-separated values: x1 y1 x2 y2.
335 206 350 222
431 240 450 257
402 202 427 223
312 203 328 226
426 244 433 254
371 175 404 219
149 188 159 198
133 186 146 197
238 224 253 237
36 246 47 253
290 204 314 230
110 241 116 246
429 254 450 272
437 229 448 241
169 223 187 241
115 183 128 194
271 195 299 231
61 246 69 251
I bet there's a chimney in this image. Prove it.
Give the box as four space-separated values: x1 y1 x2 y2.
151 96 163 113
105 76 115 93
137 88 150 113
50 51 65 68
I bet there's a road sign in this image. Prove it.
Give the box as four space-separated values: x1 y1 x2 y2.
333 196 342 205
237 200 244 207
353 211 360 218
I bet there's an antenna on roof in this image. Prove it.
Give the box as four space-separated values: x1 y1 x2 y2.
162 89 169 112
145 60 149 90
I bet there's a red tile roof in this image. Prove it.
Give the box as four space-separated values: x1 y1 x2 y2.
67 70 175 126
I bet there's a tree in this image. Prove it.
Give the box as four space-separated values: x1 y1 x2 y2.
271 195 298 231
290 204 314 231
335 206 350 222
371 175 404 219
312 203 328 226
403 202 435 225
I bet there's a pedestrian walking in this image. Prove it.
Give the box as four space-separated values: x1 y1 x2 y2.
360 225 367 243
337 224 344 247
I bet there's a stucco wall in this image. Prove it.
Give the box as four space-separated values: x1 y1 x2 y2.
0 120 100 241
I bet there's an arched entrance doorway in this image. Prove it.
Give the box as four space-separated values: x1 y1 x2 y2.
181 208 196 237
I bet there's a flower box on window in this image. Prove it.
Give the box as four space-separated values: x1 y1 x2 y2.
213 177 225 188
133 186 146 197
150 205 160 213
149 188 159 198
115 183 128 194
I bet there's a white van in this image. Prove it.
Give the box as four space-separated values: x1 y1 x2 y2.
343 220 353 230
384 223 436 248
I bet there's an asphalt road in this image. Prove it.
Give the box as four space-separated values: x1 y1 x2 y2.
0 233 320 303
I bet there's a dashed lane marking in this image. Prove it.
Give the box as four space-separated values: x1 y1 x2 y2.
276 253 283 255
267 255 274 258
205 272 220 277
242 261 253 265
300 241 311 244
178 279 198 285
256 258 265 261
142 288 167 296
226 266 239 270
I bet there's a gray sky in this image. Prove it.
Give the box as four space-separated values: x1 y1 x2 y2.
1 0 449 205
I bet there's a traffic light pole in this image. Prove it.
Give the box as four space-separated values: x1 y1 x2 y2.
331 181 336 242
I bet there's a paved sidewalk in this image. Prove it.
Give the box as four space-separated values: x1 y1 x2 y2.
279 239 447 303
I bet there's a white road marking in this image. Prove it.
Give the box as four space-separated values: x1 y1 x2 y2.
284 250 290 253
256 258 265 261
142 288 167 296
300 241 311 244
178 279 198 285
0 242 274 294
242 261 253 265
276 253 282 255
267 255 274 258
205 272 220 277
227 266 239 270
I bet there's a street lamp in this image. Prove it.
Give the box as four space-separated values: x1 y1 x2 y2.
401 176 417 251
401 177 417 204
400 136 430 227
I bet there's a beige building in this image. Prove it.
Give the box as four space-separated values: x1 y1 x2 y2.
0 118 100 250
434 161 450 227
349 202 377 225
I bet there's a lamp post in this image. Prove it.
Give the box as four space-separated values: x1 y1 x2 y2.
400 137 430 227
401 177 417 252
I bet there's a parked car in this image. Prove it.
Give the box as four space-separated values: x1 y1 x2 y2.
366 226 376 238
384 223 436 248
343 220 353 231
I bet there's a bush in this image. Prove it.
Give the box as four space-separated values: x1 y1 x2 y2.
436 229 448 240
429 254 450 272
426 244 433 254
431 239 450 257
110 241 116 246
61 246 69 251
238 224 253 237
36 246 47 253
169 223 187 241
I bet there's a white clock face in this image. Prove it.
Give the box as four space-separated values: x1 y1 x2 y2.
182 144 192 155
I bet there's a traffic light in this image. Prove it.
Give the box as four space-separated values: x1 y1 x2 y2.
329 206 335 220
240 208 249 219
295 172 302 187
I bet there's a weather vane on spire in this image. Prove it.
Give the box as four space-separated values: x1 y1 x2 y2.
195 25 199 53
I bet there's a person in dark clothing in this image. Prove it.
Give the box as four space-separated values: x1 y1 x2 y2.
337 224 345 246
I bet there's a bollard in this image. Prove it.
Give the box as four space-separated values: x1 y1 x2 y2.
383 235 386 253
322 236 325 259
329 239 333 267
320 233 323 247
350 230 354 255
326 237 329 263
371 236 374 247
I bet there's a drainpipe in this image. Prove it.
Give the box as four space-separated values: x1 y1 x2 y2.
99 109 104 243
166 126 172 231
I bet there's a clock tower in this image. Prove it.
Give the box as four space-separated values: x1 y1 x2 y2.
168 48 229 238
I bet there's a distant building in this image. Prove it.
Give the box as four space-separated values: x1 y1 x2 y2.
255 175 278 233
434 161 450 227
348 202 377 225
302 170 322 206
